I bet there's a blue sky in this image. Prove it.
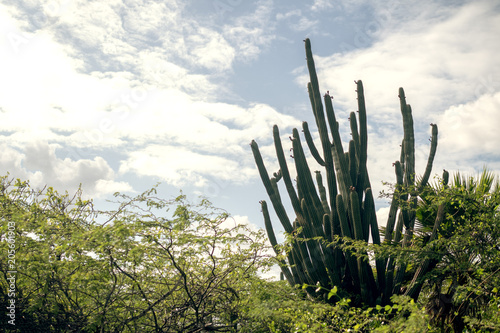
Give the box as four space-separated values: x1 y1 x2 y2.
1 0 499 250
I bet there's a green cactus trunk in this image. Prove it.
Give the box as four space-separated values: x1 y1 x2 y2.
251 38 440 306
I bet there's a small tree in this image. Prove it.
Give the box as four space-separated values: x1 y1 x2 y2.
410 170 500 332
0 175 270 332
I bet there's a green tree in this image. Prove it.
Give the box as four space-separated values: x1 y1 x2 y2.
0 175 270 332
407 170 500 332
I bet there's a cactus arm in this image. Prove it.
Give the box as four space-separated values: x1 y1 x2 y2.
261 200 295 286
349 111 360 164
400 139 405 167
383 210 405 303
355 80 369 197
292 128 326 226
418 123 438 191
304 39 338 223
336 194 360 290
251 140 294 233
399 89 416 231
303 122 326 166
397 110 419 277
324 94 352 203
356 80 368 169
384 161 404 243
365 188 386 294
304 39 324 125
363 189 376 244
273 125 303 217
270 177 281 202
316 171 331 219
349 140 358 188
337 194 353 239
322 212 332 243
399 88 415 187
349 190 364 242
442 169 449 187
350 190 376 304
390 211 408 296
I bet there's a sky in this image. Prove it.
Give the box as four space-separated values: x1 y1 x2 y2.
1 0 499 256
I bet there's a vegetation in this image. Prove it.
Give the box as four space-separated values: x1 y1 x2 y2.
0 176 269 332
1 38 499 332
1 169 499 332
251 38 439 306
409 170 500 332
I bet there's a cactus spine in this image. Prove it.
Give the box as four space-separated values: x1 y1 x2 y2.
251 38 439 306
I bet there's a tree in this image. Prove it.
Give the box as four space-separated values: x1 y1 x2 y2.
408 169 500 332
0 175 270 332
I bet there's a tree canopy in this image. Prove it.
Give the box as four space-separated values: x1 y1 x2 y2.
0 176 270 332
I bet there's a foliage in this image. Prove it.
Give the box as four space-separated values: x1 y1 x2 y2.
1 169 499 332
409 170 500 332
239 279 434 332
0 175 270 332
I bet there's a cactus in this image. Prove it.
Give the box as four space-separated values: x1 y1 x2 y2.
251 38 439 306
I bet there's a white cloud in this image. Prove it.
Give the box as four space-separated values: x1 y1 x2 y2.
223 0 276 61
186 27 235 71
225 214 263 235
0 1 300 193
94 179 132 195
119 145 256 188
438 92 500 161
303 1 500 120
0 145 25 178
376 206 390 229
0 142 132 197
276 9 318 32
311 0 334 12
293 0 500 200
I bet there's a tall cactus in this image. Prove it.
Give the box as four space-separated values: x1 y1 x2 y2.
251 38 439 306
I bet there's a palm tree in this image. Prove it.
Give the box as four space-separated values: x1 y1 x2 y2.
408 169 500 332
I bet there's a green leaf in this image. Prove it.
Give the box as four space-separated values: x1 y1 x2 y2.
327 286 338 299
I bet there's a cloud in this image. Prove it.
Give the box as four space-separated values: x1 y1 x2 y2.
438 91 500 164
292 0 500 202
0 0 300 193
186 27 235 71
376 206 391 229
223 0 276 61
311 0 335 12
302 1 500 118
0 145 25 178
119 144 256 188
0 142 132 197
276 9 318 32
